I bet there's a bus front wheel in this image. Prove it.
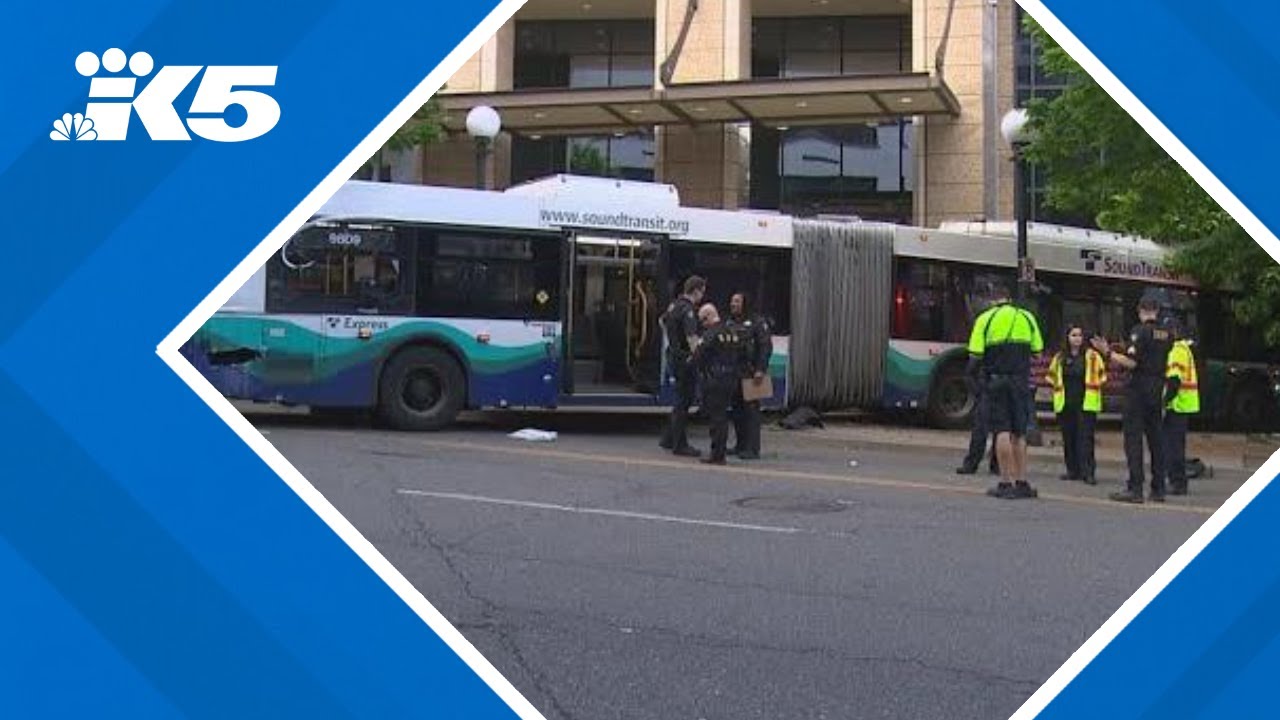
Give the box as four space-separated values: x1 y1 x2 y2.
378 346 466 431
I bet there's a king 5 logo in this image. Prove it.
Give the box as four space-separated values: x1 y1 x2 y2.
52 48 279 142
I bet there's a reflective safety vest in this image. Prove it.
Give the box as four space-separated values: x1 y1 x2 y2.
1166 340 1201 414
1047 349 1107 414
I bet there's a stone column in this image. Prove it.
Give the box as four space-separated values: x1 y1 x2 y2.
917 0 991 228
655 0 750 209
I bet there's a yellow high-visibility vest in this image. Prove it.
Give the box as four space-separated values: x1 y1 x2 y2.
1047 349 1107 414
1166 340 1200 414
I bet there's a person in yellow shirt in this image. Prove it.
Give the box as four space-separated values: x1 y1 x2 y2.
1046 325 1107 485
1163 326 1200 496
968 281 1045 500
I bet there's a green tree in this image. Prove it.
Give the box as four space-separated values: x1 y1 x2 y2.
1021 18 1280 345
568 142 612 177
363 95 447 180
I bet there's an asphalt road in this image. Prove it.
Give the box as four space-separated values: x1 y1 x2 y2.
252 410 1233 720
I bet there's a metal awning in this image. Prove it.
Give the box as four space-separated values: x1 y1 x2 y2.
439 72 960 136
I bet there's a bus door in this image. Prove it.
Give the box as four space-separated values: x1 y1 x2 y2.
563 234 664 399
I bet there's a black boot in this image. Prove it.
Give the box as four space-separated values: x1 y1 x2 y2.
1012 481 1038 499
1109 489 1144 504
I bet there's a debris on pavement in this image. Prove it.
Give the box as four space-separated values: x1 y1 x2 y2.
779 406 825 431
508 428 558 442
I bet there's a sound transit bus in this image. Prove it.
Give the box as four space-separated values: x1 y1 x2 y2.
183 176 1279 431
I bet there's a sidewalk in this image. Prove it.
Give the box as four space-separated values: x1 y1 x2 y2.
783 420 1280 473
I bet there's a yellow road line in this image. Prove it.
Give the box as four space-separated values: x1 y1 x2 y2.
382 438 1217 517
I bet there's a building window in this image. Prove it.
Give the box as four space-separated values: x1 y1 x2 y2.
750 121 914 223
1013 7 1093 227
749 16 914 222
752 16 911 79
514 20 655 90
511 20 656 186
512 133 656 185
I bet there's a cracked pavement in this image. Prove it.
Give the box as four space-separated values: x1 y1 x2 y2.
254 410 1231 719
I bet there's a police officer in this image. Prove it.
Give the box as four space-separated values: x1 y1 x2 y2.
1091 295 1173 503
958 295 999 476
693 303 748 465
958 362 999 475
726 292 772 461
1163 325 1200 496
659 276 707 457
968 280 1044 500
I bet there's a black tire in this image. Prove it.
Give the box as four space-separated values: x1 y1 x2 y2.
926 363 976 430
377 346 466 431
1227 380 1273 432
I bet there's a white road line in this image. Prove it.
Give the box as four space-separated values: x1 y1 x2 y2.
396 489 850 538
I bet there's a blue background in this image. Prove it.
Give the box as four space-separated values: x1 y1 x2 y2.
1033 1 1280 717
0 1 525 717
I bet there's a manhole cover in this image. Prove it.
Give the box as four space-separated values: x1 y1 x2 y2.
732 495 853 514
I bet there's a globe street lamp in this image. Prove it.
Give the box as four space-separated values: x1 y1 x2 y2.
1001 108 1032 302
466 105 502 190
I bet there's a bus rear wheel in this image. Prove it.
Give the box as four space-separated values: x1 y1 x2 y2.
378 347 465 431
927 364 975 430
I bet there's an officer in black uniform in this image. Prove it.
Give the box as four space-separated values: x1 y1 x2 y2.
957 365 1000 476
659 275 707 457
958 296 1000 476
726 292 772 460
1091 295 1173 503
693 303 748 465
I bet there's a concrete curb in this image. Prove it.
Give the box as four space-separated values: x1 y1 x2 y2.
768 423 1261 473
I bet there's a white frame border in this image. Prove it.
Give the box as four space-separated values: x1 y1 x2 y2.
157 2 548 718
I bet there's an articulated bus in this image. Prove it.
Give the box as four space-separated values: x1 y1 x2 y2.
184 175 1280 431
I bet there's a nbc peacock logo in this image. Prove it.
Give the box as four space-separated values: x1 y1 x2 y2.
54 47 280 142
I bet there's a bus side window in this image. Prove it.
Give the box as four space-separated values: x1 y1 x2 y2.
416 229 561 321
266 223 412 315
666 243 791 335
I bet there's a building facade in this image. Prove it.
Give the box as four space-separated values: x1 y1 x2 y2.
389 0 1047 229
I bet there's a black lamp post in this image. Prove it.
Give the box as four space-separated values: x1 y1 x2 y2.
1001 108 1043 446
466 105 502 190
1001 108 1033 302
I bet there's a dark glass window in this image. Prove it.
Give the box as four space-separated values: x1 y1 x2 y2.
514 20 655 90
1013 6 1091 227
750 16 913 222
512 133 655 185
752 16 910 78
668 243 792 335
266 223 412 315
416 228 562 321
1026 273 1205 351
754 122 914 223
891 258 1014 342
1177 291 1276 362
